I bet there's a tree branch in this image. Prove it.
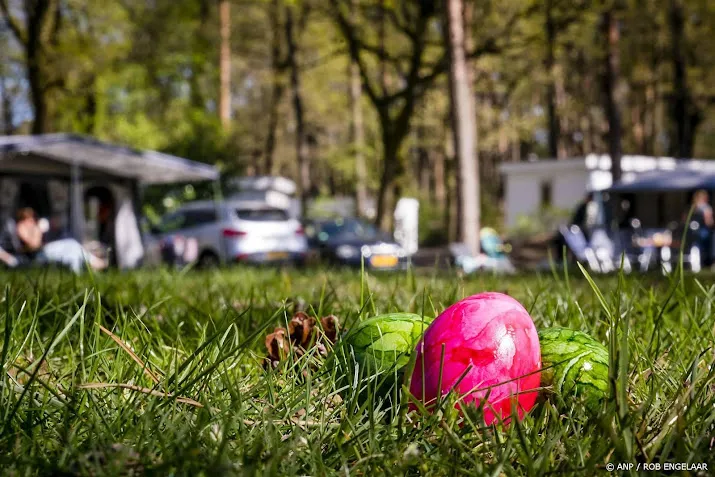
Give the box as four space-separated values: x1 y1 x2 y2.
392 7 430 138
328 0 383 108
345 36 416 65
41 76 64 92
300 46 347 71
384 4 416 42
0 0 26 46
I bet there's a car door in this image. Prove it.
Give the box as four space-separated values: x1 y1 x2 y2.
146 211 188 264
182 207 223 262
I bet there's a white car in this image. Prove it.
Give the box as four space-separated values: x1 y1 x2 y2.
147 200 308 267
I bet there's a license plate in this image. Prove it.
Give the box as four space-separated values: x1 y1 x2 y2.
370 255 398 268
267 251 289 260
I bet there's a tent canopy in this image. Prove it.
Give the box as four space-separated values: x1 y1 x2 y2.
607 168 715 193
0 134 219 184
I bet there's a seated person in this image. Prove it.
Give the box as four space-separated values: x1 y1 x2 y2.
15 207 107 273
688 190 714 266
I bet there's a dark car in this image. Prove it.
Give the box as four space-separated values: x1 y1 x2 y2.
304 218 407 270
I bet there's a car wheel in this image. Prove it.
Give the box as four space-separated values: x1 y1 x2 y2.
198 251 220 269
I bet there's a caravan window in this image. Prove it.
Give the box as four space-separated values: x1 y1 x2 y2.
540 181 553 208
236 209 288 222
17 181 51 218
183 208 218 227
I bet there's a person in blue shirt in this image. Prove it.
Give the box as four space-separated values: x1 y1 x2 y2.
689 190 713 266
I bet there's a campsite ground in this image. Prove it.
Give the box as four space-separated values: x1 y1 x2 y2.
1 267 714 475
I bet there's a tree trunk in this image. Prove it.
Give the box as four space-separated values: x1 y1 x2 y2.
27 59 48 134
1 76 13 135
644 82 656 155
26 11 48 134
445 131 459 243
330 0 438 230
264 82 284 175
378 0 388 96
0 0 56 133
446 0 480 255
375 122 398 230
84 76 97 134
286 6 310 215
418 148 430 193
26 0 53 134
349 0 367 216
264 0 285 176
373 1 391 229
219 0 231 127
433 147 446 212
668 0 699 158
602 9 622 183
554 63 569 157
544 0 563 159
189 1 211 109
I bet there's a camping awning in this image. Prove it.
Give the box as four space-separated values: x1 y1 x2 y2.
607 168 715 193
0 134 219 184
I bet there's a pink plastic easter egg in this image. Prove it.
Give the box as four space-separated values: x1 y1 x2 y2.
409 292 541 424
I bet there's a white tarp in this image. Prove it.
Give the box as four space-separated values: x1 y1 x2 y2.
113 197 144 269
231 176 297 195
394 197 419 255
608 169 715 193
0 134 219 184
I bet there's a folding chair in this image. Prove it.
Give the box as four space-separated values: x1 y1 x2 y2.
662 222 702 273
558 225 602 272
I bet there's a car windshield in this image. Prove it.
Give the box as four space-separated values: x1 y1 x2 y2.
236 208 288 221
317 219 383 241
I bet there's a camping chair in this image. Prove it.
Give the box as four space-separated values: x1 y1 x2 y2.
662 221 702 273
621 219 661 273
558 225 602 272
589 228 635 274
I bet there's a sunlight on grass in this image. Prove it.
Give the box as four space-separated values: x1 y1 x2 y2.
0 268 714 475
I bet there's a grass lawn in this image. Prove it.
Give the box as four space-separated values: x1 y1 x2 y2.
1 266 714 476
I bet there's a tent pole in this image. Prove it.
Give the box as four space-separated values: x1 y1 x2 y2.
212 179 224 257
70 163 84 242
212 179 223 202
133 180 146 244
212 179 223 215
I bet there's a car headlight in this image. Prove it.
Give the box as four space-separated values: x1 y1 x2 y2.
336 245 358 259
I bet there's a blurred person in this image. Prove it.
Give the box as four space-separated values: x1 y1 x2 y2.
15 207 107 273
688 190 713 265
614 196 638 230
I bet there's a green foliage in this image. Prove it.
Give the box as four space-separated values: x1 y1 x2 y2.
3 0 715 238
418 197 449 246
